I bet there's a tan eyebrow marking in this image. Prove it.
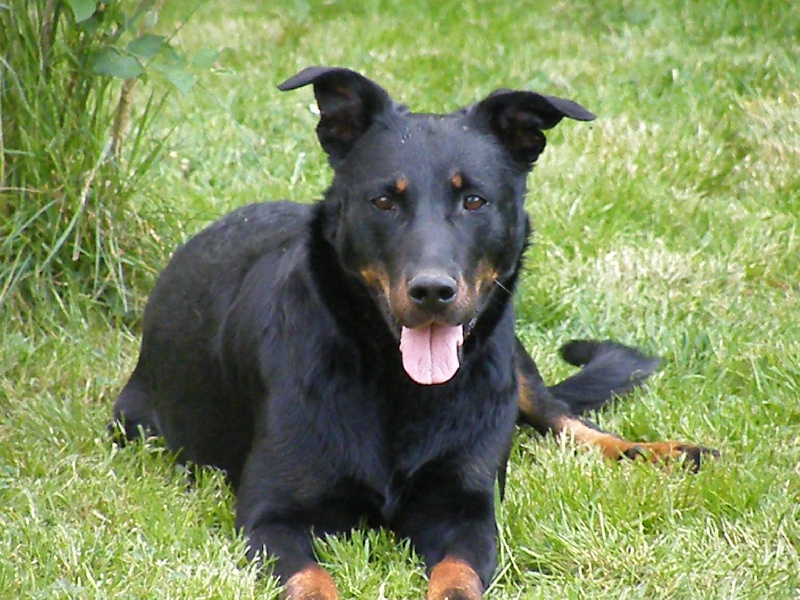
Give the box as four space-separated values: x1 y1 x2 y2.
450 172 463 190
394 178 408 194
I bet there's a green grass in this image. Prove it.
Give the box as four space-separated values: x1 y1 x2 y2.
2 0 799 597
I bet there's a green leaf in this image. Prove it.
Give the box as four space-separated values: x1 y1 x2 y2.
159 45 185 68
90 49 144 79
189 48 219 70
163 69 196 94
127 35 167 61
77 15 100 36
66 0 97 23
141 10 159 30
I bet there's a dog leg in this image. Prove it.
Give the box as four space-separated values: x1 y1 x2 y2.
389 463 497 600
244 520 340 600
552 415 719 472
514 339 718 470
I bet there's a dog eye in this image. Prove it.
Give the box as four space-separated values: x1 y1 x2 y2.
371 196 396 212
463 195 487 211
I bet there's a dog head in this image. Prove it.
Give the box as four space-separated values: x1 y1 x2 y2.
279 67 594 385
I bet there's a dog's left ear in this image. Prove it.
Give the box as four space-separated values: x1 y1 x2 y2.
470 90 596 168
278 66 395 165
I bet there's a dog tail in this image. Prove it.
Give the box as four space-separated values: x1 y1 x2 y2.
547 340 660 414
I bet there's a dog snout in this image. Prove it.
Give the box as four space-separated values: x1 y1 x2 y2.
407 271 458 313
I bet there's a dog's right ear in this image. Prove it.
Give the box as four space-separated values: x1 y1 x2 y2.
278 66 394 164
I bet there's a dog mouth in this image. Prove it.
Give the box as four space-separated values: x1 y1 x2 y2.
398 320 476 385
352 265 485 385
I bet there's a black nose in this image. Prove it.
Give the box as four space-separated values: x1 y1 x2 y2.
407 272 458 311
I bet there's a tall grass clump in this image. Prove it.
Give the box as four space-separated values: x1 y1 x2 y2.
0 0 210 315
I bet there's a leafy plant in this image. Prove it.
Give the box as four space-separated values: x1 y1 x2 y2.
0 0 212 314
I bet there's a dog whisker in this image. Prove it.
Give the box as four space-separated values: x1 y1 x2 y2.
492 279 511 295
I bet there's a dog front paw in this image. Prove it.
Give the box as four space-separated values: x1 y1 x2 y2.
426 557 483 600
281 564 339 600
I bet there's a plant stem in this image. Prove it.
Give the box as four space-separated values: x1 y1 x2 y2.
110 0 165 160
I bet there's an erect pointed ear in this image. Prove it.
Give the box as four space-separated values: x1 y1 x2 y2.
469 89 596 168
278 66 395 164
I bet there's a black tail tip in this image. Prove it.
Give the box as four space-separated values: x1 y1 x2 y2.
559 339 660 375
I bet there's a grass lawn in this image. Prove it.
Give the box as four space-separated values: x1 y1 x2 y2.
2 0 799 597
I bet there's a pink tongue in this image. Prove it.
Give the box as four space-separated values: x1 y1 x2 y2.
399 324 464 385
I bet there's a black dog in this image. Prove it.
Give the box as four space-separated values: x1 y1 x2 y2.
113 67 714 600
